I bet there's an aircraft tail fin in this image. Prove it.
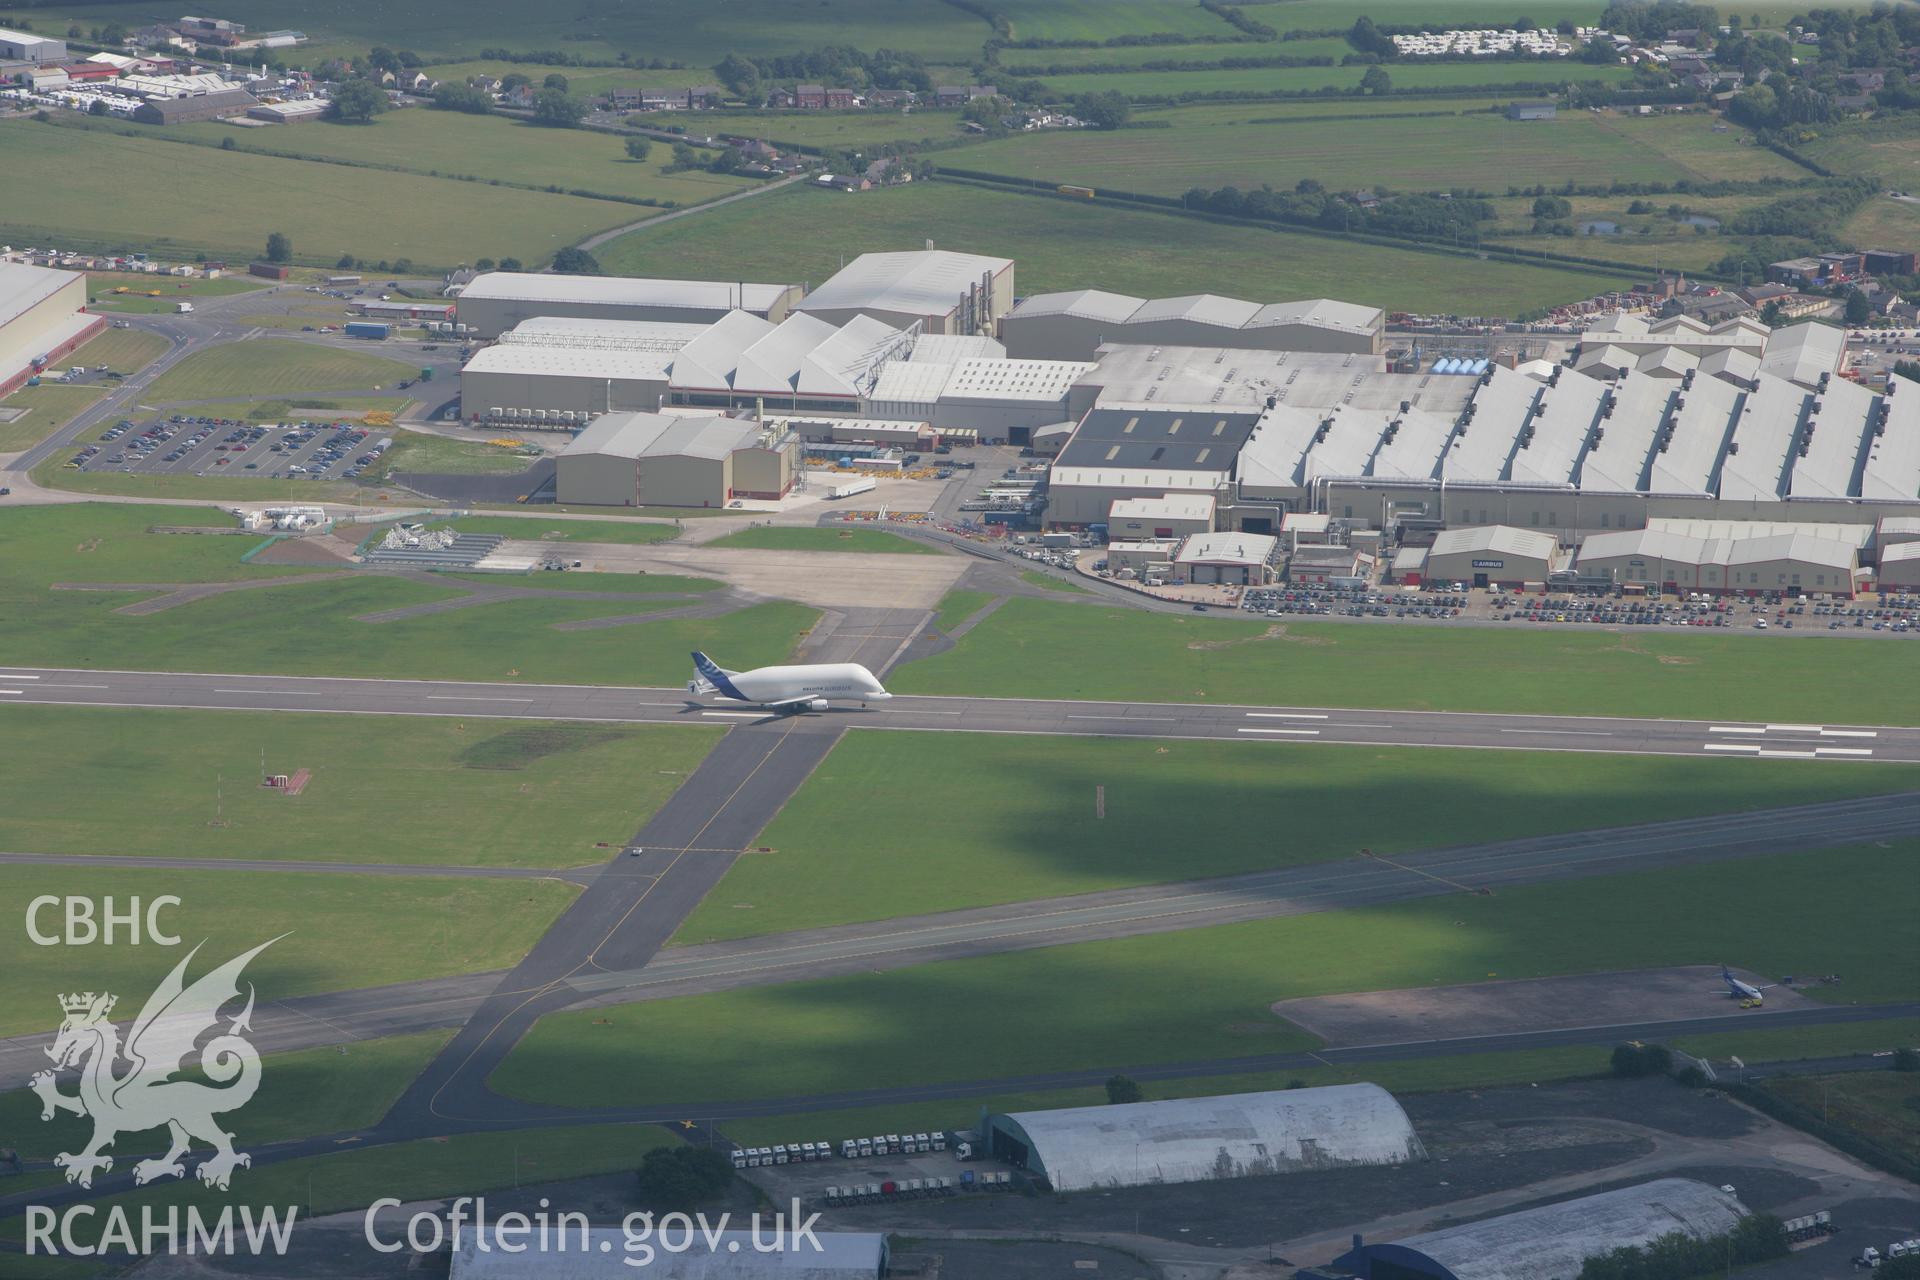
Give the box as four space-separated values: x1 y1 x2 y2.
689 652 747 701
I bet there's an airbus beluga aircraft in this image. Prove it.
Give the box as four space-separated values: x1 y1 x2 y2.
687 651 892 714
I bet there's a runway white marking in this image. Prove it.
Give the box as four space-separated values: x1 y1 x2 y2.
0 674 41 679
1500 728 1613 737
1755 749 1819 759
425 695 531 702
1067 714 1177 722
1238 727 1321 736
1705 743 1761 753
1766 724 1824 733
1821 729 1878 738
1245 712 1328 720
0 690 21 696
218 688 324 696
1709 726 1766 735
42 683 109 689
699 711 763 719
1815 747 1875 757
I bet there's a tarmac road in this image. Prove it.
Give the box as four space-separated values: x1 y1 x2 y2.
2 665 1916 763
6 790 1917 1094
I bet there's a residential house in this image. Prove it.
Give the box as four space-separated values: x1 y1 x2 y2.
795 83 826 108
935 84 994 107
824 85 854 108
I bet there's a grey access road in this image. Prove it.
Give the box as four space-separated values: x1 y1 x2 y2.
8 789 1918 1094
2 665 1916 763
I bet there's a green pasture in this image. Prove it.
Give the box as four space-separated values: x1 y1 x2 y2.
0 861 575 1036
676 733 1920 942
498 840 1920 1107
144 340 419 403
598 182 1625 316
0 119 643 268
0 504 819 684
1801 114 1920 188
0 704 717 867
697 108 971 149
998 0 1239 41
1003 36 1353 72
893 595 1920 723
703 526 942 554
1032 58 1632 101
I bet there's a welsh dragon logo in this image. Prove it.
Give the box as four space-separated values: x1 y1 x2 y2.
31 938 281 1191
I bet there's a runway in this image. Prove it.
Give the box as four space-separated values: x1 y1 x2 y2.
7 790 1917 1095
3 665 1918 762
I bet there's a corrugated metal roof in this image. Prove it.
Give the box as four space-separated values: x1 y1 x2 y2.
1236 403 1325 491
462 343 678 382
996 1084 1424 1193
1881 540 1920 564
502 316 710 350
452 1229 886 1278
795 250 1010 319
561 411 758 461
1009 289 1146 323
1577 372 1672 493
1861 381 1920 501
1246 298 1382 336
460 271 794 312
1508 368 1607 487
1788 374 1874 499
1758 320 1845 388
1368 405 1455 481
1430 524 1558 561
1353 1179 1746 1280
1129 293 1263 328
1648 516 1874 547
942 357 1093 402
1177 531 1277 564
1110 494 1216 521
1723 530 1859 569
1719 373 1808 502
0 262 76 332
1445 366 1539 483
1304 404 1385 483
1650 370 1740 495
907 333 1004 363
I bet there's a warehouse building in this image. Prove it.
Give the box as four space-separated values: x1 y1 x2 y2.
986 1085 1424 1193
1878 540 1920 588
1003 290 1383 361
0 26 65 61
794 249 1012 335
1046 405 1263 528
554 411 799 507
1108 494 1216 540
663 311 913 415
455 272 803 338
0 263 100 397
1331 1178 1748 1280
452 1230 886 1279
132 87 257 123
1105 538 1180 580
1573 313 1842 391
1423 524 1563 588
1575 525 1863 595
460 318 710 422
1176 531 1279 584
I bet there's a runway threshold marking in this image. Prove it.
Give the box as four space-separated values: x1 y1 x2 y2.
1238 727 1320 736
0 674 41 679
0 690 21 696
1703 743 1871 759
1245 712 1328 720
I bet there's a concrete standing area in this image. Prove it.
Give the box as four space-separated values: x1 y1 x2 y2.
491 539 967 609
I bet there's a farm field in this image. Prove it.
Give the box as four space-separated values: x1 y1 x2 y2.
1001 36 1353 71
893 595 1920 724
0 384 101 452
0 120 643 268
696 108 976 149
419 61 723 98
0 1032 451 1161
598 182 1626 316
704 526 942 553
674 733 1920 943
15 0 992 65
144 340 420 402
997 0 1240 41
1256 0 1607 29
0 860 576 1036
958 107 1787 199
1839 193 1920 254
1030 59 1632 100
0 504 820 685
1801 112 1920 188
170 109 760 207
0 704 718 867
496 839 1920 1107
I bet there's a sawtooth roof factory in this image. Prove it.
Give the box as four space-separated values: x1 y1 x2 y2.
986 1084 1426 1193
1002 290 1384 361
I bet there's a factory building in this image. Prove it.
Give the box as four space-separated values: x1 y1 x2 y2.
1423 525 1563 588
1105 538 1180 580
1575 524 1864 595
454 272 803 338
1176 531 1279 584
0 26 65 61
1002 290 1383 361
452 1230 886 1279
1879 540 1920 588
1331 1178 1748 1280
794 250 1013 335
1108 494 1216 540
986 1085 1425 1193
1572 313 1842 391
131 87 257 123
0 263 101 397
459 317 710 422
554 411 799 507
663 311 913 415
1045 405 1263 528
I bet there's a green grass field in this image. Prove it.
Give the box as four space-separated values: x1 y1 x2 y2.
171 109 759 208
999 0 1239 41
703 526 942 554
675 733 1920 943
498 840 1920 1107
1 1032 451 1162
382 430 544 476
0 862 575 1036
0 119 645 268
894 596 1920 723
932 588 996 632
71 327 170 374
0 704 718 867
0 1123 680 1250
1003 36 1354 72
1766 1070 1920 1164
692 108 972 150
0 385 102 451
1258 0 1606 31
1802 113 1920 188
1031 59 1632 101
1839 194 1920 256
1018 567 1091 593
36 458 366 503
960 107 1784 199
0 504 820 685
144 340 421 403
598 182 1625 316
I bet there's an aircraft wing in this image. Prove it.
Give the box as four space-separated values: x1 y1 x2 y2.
762 693 822 709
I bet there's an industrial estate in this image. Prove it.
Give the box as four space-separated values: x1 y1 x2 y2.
2 2 1920 1279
